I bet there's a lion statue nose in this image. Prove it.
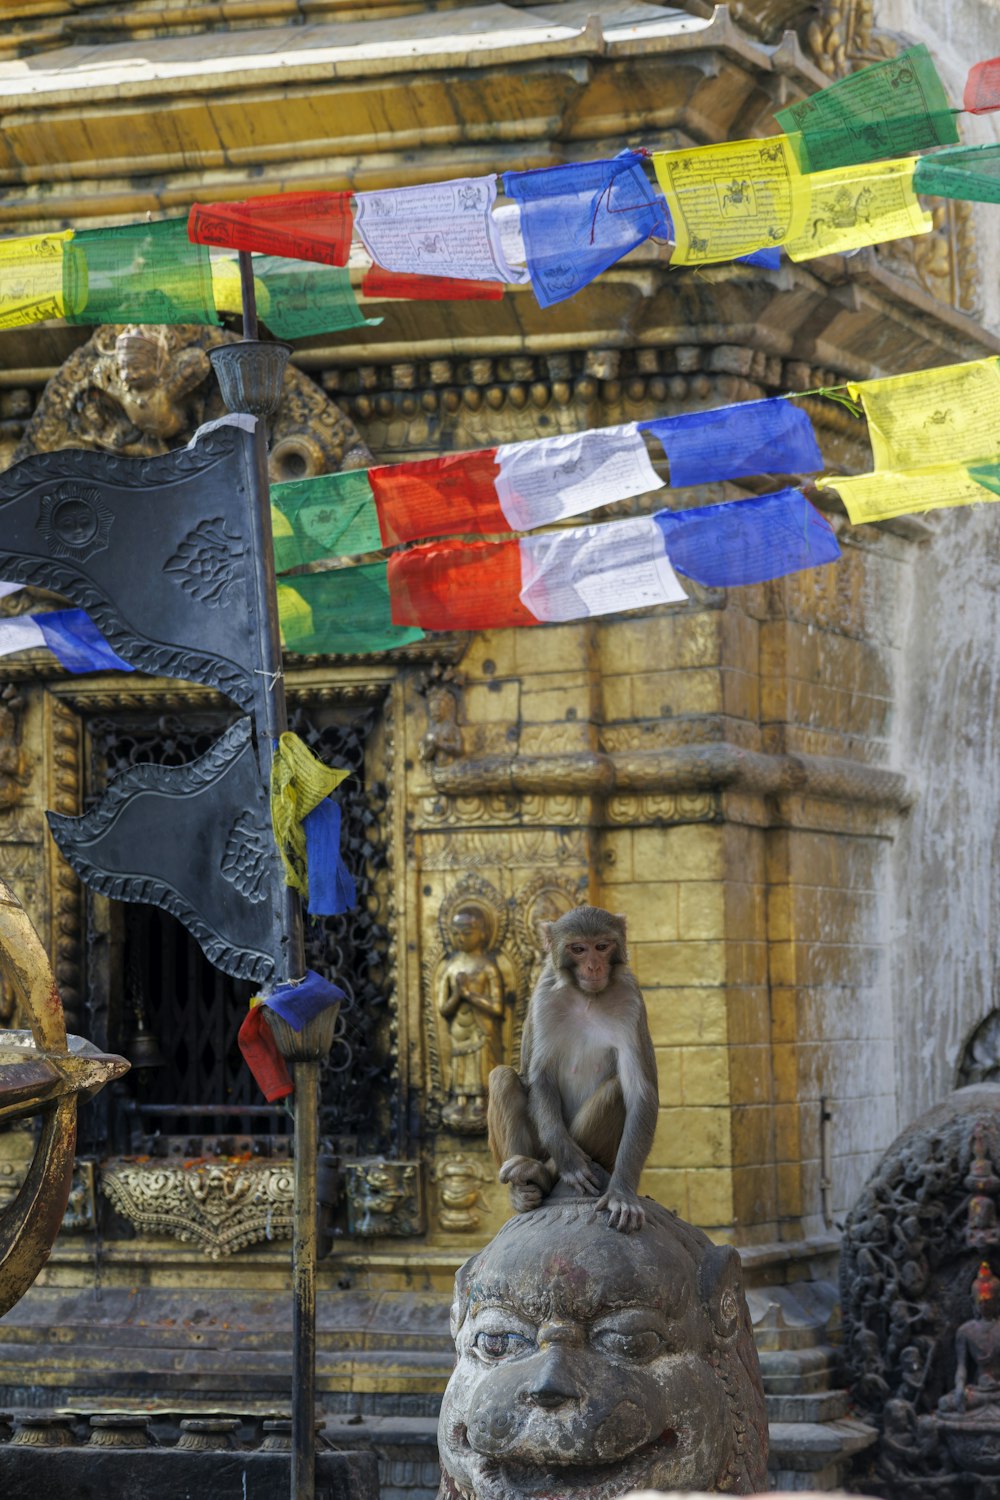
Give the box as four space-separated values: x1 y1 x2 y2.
523 1353 578 1410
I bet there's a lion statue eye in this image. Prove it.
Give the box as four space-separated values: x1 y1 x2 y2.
472 1330 533 1360
590 1327 664 1362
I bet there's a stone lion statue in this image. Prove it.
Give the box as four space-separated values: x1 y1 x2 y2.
437 1189 768 1498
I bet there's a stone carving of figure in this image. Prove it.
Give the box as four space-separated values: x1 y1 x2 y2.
436 1187 768 1498
87 325 211 452
419 684 464 764
437 902 508 1133
939 1260 1000 1413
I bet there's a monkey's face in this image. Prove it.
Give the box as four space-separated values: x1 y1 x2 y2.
563 935 616 994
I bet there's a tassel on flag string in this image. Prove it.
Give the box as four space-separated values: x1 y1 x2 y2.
387 517 688 631
277 563 425 656
641 398 823 487
964 58 1000 114
914 144 1000 205
0 609 134 673
775 44 958 173
846 357 1000 471
653 489 841 586
188 192 354 266
502 153 670 308
361 267 505 300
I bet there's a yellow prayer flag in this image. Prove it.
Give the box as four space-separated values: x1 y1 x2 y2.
0 230 73 330
653 136 810 266
209 254 271 317
783 158 932 263
276 582 314 648
831 463 998 525
270 732 350 897
847 357 1000 471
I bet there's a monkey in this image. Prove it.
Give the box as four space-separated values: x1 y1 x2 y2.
487 906 658 1234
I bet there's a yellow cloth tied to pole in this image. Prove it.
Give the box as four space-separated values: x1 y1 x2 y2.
270 732 350 897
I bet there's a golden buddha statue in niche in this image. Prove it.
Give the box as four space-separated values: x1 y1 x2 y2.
436 901 511 1133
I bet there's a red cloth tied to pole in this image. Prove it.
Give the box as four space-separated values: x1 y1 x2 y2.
361 267 505 300
369 450 506 546
388 537 539 630
238 1005 294 1102
188 193 353 266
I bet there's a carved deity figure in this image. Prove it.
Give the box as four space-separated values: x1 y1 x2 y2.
418 684 463 764
437 1188 768 1498
87 325 211 452
437 903 508 1132
939 1261 1000 1413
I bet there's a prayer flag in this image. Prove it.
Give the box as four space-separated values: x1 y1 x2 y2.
264 970 346 1031
387 517 688 631
653 136 809 265
0 230 76 329
271 469 381 570
914 144 1000 205
369 450 504 547
354 176 526 284
964 58 1000 114
831 463 998 524
640 399 822 487
303 800 357 916
847 358 1000 470
64 218 218 326
737 247 782 268
0 609 133 673
0 583 22 600
361 267 504 300
654 489 840 586
238 1004 294 1102
783 157 931 261
270 733 350 900
254 257 378 339
188 193 353 266
776 45 958 173
502 153 670 308
278 564 425 655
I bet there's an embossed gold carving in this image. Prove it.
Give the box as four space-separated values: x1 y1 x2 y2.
47 693 84 1032
433 1153 489 1235
418 665 465 765
513 873 586 995
0 685 29 809
344 1159 423 1237
100 1156 295 1258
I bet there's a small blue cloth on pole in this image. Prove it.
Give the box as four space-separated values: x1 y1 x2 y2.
502 153 670 309
37 608 134 674
265 968 346 1031
640 398 823 488
304 798 357 916
653 488 840 587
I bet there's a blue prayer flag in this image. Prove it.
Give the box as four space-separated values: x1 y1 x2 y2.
36 608 134 674
303 798 357 917
653 489 840 588
264 969 346 1032
736 247 782 269
640 398 823 488
502 153 670 309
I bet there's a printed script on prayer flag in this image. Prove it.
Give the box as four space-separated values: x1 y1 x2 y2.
914 144 1000 206
64 219 218 326
271 470 382 571
188 193 353 267
654 490 840 587
0 231 74 329
641 399 823 487
831 464 1000 525
354 176 527 284
494 425 663 530
278 565 425 656
652 137 808 266
517 519 687 621
847 358 1000 471
782 158 931 261
964 57 1000 114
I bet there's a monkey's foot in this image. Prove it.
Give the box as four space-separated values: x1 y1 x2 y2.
498 1155 553 1213
595 1186 646 1233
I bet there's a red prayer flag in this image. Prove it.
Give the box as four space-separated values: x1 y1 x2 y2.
237 1006 294 1102
388 537 539 630
369 450 507 546
964 58 1000 113
188 192 353 266
362 266 505 300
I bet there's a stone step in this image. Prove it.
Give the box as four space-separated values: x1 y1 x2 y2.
768 1416 878 1473
758 1345 842 1395
766 1389 851 1423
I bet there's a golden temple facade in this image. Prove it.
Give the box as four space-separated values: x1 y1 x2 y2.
2 1 1000 1491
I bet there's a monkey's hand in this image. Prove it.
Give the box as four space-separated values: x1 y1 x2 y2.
595 1184 646 1233
554 1147 602 1197
498 1155 553 1213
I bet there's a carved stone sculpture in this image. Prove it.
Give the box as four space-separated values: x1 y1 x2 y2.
436 900 511 1133
436 1187 768 1498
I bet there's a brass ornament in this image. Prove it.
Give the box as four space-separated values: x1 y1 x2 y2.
99 1155 295 1259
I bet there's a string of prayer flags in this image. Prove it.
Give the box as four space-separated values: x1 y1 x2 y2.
783 158 931 261
831 464 999 525
387 517 688 632
964 58 1000 114
188 193 353 266
846 357 1000 471
640 398 823 487
775 45 958 174
64 219 218 326
0 230 75 329
277 564 425 656
354 175 528 285
653 489 841 587
502 153 671 308
361 267 504 301
263 970 346 1030
914 144 1000 206
0 608 134 674
238 1004 294 1102
272 469 382 571
653 136 807 266
270 732 350 900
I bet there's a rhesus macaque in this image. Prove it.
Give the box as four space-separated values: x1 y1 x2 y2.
487 906 658 1233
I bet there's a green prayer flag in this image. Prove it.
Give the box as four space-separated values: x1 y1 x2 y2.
967 462 1000 497
776 45 958 174
255 257 381 340
278 562 424 655
914 143 1000 205
64 218 219 326
271 469 382 571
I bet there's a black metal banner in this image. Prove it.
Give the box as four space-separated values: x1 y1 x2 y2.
47 718 286 985
0 422 263 710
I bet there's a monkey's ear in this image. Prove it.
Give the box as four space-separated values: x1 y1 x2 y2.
538 922 554 953
614 914 628 932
